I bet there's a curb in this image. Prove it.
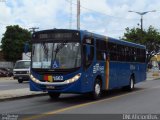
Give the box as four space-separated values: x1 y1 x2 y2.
0 93 48 102
0 77 13 80
152 78 160 81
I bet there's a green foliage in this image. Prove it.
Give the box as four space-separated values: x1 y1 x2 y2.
1 25 31 62
123 26 160 62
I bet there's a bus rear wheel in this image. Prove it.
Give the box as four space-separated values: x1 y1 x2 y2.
48 92 60 100
124 77 135 91
91 79 102 100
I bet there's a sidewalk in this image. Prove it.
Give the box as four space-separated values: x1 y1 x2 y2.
147 70 160 81
0 77 13 81
0 88 46 101
0 78 47 101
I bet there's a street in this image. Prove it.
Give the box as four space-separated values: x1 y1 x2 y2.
0 78 29 90
0 79 160 120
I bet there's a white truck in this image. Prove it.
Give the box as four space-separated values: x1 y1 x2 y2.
13 60 31 83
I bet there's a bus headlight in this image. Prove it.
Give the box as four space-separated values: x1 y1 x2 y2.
66 73 81 84
30 74 40 83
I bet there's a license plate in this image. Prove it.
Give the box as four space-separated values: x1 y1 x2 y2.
46 86 55 89
19 77 22 79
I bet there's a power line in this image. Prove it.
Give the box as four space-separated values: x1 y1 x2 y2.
65 0 139 21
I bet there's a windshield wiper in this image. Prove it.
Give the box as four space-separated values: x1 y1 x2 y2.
42 43 49 59
53 42 68 62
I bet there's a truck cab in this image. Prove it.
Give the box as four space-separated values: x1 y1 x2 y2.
13 60 31 83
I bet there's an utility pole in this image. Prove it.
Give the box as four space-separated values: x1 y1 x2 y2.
77 0 80 30
140 15 143 31
29 27 39 33
69 0 72 29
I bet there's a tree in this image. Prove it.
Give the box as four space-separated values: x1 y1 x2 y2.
1 25 31 62
123 26 160 62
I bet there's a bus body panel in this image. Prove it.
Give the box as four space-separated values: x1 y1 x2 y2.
108 62 146 89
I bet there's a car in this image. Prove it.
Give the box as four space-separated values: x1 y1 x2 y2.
0 68 13 77
0 69 11 77
13 60 31 83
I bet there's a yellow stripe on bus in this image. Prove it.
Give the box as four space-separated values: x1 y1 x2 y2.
106 59 109 90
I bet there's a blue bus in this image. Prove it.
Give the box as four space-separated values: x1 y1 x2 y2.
29 29 146 99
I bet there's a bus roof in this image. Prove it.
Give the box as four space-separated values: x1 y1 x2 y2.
33 29 146 49
80 30 146 49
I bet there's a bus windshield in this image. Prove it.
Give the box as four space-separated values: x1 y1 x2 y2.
32 42 81 69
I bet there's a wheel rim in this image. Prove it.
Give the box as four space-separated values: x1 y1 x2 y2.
95 83 101 95
130 79 134 89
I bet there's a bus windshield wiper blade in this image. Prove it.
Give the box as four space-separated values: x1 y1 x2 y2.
53 42 68 62
42 43 49 57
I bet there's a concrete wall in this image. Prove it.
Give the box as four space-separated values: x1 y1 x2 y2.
0 62 14 69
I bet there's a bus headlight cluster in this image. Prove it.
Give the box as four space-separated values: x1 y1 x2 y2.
65 73 81 84
30 73 81 85
30 74 40 83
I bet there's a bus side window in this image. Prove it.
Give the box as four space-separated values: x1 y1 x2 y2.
83 45 94 69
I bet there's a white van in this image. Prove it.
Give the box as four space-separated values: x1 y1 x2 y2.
13 60 31 83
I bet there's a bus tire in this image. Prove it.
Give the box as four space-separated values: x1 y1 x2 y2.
124 77 135 91
91 79 102 100
18 79 23 83
48 92 60 100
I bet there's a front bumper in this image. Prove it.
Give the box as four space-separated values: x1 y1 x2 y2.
13 74 30 80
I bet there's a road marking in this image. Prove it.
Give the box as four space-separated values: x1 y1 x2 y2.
24 88 148 120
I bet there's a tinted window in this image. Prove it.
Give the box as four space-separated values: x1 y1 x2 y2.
108 42 146 63
14 61 30 69
83 45 94 69
108 42 118 61
96 39 107 61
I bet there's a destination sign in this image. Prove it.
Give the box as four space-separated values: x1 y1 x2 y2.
34 33 79 39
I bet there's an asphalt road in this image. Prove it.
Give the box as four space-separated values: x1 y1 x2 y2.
0 78 29 90
0 79 160 120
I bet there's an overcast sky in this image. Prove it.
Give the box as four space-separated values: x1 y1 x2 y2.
0 0 160 43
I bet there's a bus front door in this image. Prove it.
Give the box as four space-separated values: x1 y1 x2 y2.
83 44 95 92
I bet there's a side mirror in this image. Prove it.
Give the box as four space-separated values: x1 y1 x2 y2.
24 42 29 54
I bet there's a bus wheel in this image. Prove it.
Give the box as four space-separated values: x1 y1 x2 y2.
92 79 102 100
48 92 60 100
124 77 135 91
18 79 23 83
